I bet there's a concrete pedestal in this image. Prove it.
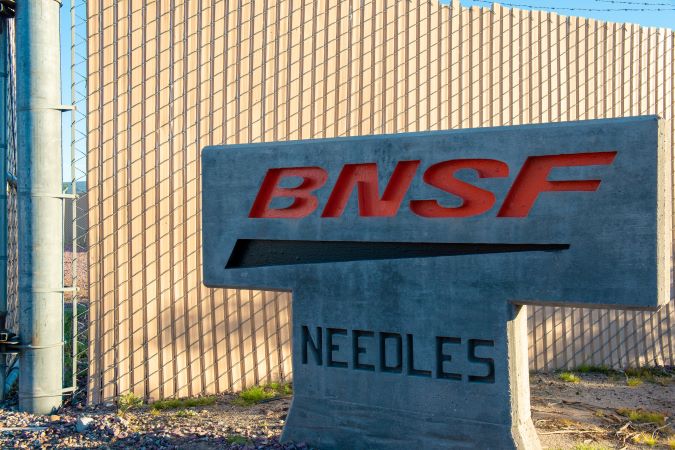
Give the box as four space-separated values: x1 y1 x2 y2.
202 117 670 449
281 266 540 450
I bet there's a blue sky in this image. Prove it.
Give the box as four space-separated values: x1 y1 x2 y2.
60 0 75 181
460 0 675 28
58 0 675 180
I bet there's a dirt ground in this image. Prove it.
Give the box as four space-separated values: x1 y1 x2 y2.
64 251 89 300
0 371 672 449
532 371 674 449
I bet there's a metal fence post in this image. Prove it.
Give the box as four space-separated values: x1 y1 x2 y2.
16 0 64 413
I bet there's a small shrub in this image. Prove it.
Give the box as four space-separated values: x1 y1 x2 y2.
233 382 293 406
226 435 251 445
656 377 672 386
150 396 216 411
117 392 144 416
63 306 89 390
558 418 579 428
617 408 666 426
268 381 293 396
624 366 670 378
558 372 581 383
234 386 277 406
174 409 197 417
626 377 643 387
623 366 673 385
666 436 675 449
573 444 611 450
632 433 657 446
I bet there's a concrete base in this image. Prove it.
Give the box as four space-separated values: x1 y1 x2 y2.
280 270 541 450
284 397 536 449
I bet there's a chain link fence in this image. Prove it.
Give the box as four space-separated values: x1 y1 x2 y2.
3 0 673 406
4 16 18 389
63 0 90 405
1 1 90 403
85 0 675 404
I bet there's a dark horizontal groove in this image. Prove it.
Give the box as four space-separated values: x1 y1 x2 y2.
226 239 570 269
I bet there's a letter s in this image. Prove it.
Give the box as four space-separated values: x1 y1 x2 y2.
410 159 509 218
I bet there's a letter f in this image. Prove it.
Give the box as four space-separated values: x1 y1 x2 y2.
498 151 617 217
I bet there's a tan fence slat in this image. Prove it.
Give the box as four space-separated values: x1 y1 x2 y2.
87 0 675 402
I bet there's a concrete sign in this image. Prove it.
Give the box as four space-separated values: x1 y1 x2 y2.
202 117 671 449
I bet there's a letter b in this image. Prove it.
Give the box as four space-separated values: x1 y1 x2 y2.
249 167 328 218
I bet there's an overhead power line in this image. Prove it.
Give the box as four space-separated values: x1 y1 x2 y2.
593 0 675 6
469 0 675 12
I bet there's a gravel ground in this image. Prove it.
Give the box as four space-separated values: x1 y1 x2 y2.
0 371 672 449
0 394 293 449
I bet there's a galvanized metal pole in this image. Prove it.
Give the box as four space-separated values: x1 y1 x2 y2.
0 17 9 402
16 0 64 413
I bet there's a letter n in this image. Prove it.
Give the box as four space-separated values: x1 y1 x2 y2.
321 161 420 217
302 326 323 365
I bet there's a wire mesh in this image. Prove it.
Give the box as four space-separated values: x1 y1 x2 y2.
5 17 17 340
63 0 89 405
85 0 675 403
0 12 19 392
0 2 90 404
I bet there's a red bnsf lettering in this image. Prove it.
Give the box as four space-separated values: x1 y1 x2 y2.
249 167 328 218
249 151 617 219
497 152 617 217
410 159 509 218
321 161 420 217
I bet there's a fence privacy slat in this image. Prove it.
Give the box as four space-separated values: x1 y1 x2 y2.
88 0 675 403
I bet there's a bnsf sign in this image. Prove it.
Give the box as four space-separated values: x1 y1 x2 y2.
249 151 617 219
